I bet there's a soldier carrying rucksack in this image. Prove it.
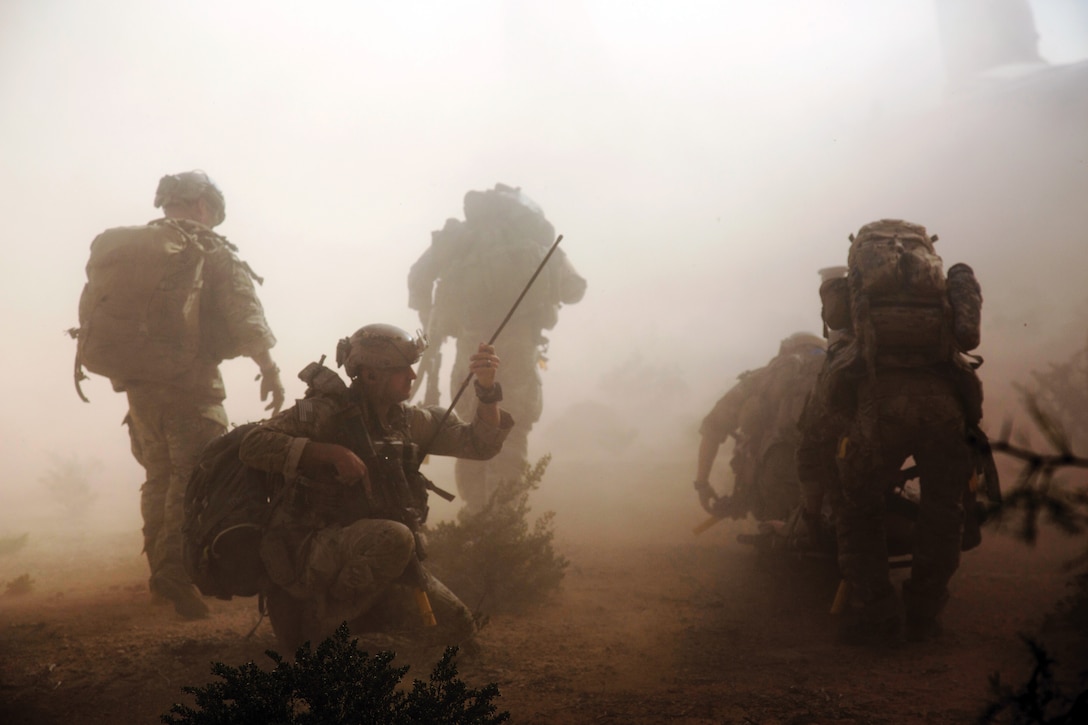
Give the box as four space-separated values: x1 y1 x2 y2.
811 219 991 646
407 184 586 512
71 170 284 619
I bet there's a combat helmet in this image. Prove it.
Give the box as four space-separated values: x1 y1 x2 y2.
336 324 427 378
154 170 226 227
779 332 827 356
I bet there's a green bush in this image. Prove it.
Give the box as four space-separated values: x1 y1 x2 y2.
161 624 508 725
426 455 568 616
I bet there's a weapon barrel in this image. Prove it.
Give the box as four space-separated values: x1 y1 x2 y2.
344 409 439 627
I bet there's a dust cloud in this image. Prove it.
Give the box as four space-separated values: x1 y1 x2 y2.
1 0 1086 561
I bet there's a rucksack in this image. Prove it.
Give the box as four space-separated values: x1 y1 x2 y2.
75 219 208 386
182 423 285 600
846 219 951 365
432 190 562 336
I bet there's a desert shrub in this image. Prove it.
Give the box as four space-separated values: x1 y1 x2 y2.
978 395 1088 723
38 455 99 519
1014 345 1088 452
161 624 508 725
997 340 1088 544
4 573 34 596
980 638 1088 724
425 455 568 616
0 533 28 556
987 402 1088 546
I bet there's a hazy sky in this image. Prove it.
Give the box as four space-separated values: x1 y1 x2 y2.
2 0 1086 532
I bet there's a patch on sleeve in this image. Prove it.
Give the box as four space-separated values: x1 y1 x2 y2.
297 399 315 424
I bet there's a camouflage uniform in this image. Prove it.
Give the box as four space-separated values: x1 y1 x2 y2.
408 185 586 511
448 321 545 508
120 217 277 611
795 345 851 539
238 377 513 649
700 338 826 521
833 369 975 639
817 220 985 643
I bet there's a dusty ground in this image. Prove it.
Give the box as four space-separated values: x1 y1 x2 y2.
1 457 1085 724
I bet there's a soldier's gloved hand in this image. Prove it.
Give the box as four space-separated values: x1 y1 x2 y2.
694 480 719 514
469 342 500 390
258 365 286 415
299 442 373 499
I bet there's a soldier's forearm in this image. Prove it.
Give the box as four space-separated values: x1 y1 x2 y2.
475 400 500 428
696 436 720 482
239 426 309 479
250 348 277 373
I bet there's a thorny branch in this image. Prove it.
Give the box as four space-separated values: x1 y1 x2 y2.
990 349 1088 547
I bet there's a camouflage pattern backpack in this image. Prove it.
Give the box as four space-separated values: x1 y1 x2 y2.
837 219 984 369
821 220 985 424
431 186 562 336
75 218 207 387
183 423 285 600
846 219 952 367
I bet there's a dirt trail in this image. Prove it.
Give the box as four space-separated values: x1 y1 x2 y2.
0 462 1083 724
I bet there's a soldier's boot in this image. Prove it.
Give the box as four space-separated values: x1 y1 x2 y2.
837 585 902 648
149 584 171 608
903 580 948 643
145 540 170 607
150 572 210 620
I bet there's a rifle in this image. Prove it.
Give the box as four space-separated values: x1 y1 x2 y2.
409 317 443 407
341 403 438 627
422 343 443 407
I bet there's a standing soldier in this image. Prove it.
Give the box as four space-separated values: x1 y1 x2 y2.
73 170 284 619
695 333 827 522
819 219 985 646
408 184 586 512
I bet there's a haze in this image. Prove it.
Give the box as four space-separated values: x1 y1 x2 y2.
1 0 1086 538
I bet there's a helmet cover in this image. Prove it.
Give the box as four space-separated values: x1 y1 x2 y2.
154 170 226 227
779 332 827 356
337 324 428 377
